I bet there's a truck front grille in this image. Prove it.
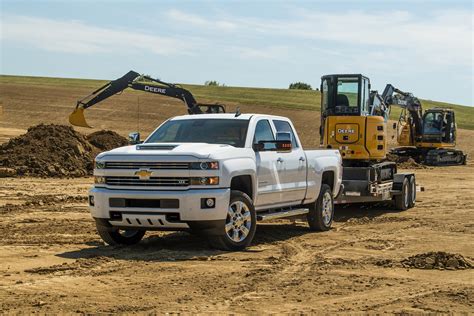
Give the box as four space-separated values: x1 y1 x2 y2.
105 162 189 170
105 176 189 187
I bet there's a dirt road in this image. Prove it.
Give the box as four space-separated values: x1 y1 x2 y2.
1 81 473 313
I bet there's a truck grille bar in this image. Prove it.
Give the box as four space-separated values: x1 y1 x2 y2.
105 162 190 170
105 176 189 187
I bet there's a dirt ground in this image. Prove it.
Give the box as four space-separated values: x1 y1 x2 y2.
0 81 473 313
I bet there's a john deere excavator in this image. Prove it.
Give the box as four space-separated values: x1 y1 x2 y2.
320 74 417 210
385 86 466 166
69 70 225 128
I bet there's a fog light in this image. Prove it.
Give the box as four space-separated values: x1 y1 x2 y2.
206 198 215 207
89 195 95 206
201 198 216 209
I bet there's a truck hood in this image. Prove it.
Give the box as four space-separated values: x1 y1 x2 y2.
97 143 241 160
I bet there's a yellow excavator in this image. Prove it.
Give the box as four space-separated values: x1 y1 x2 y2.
319 74 417 210
386 87 466 166
69 70 225 128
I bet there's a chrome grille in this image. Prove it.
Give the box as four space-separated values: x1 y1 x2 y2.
105 176 189 187
105 162 190 170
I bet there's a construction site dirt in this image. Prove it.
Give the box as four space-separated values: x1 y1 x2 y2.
0 82 473 313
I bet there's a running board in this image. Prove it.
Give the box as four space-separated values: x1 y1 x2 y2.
257 208 309 221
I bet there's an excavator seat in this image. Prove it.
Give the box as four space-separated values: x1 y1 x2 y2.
336 94 350 107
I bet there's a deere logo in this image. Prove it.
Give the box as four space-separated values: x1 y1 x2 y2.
134 169 153 180
337 128 355 134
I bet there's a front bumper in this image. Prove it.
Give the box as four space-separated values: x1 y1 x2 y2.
89 187 230 231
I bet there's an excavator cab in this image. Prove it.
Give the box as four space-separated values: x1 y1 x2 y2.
421 108 456 145
320 74 386 161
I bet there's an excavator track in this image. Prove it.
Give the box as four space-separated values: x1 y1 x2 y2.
425 148 467 166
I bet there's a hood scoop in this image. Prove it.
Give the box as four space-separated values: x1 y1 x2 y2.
136 144 178 151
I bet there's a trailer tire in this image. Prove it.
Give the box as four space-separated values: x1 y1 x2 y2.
96 224 146 246
207 190 256 251
408 175 416 208
394 178 410 211
307 184 333 231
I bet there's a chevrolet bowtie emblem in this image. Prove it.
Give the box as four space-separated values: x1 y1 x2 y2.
134 169 153 180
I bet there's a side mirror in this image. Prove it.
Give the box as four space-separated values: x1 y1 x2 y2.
392 122 397 129
276 132 291 142
252 142 265 151
275 140 292 152
128 132 142 145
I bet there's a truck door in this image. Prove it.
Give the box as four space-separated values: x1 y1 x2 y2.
253 119 283 207
272 120 307 204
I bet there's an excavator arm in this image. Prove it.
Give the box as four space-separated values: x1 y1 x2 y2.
69 70 224 127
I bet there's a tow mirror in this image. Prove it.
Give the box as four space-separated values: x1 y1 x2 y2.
128 132 142 145
275 140 292 152
252 142 265 151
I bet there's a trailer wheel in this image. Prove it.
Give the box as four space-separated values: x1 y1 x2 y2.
394 178 410 211
96 224 146 246
207 190 256 251
408 175 416 208
307 184 333 231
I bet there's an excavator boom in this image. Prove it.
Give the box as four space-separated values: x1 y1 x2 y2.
69 70 224 128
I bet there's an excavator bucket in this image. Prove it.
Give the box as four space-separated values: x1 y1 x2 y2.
69 107 92 128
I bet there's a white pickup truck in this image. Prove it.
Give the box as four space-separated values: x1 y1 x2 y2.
89 114 342 250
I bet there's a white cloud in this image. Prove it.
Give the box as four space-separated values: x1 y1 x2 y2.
166 9 237 31
1 15 196 55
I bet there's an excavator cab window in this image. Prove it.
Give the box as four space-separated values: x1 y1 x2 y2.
423 111 444 135
321 74 369 117
336 77 359 114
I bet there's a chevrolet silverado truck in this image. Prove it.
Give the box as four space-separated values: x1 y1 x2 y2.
89 114 342 250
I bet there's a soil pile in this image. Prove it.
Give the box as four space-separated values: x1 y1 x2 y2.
386 153 426 169
0 124 128 177
401 252 473 270
87 130 128 151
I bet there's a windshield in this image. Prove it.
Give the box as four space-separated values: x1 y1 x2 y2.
145 119 249 147
423 112 444 134
335 77 359 114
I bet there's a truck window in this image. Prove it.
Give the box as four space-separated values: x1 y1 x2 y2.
146 119 249 147
253 120 276 150
273 120 299 148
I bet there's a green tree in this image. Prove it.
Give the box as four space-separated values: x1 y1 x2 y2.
289 82 312 90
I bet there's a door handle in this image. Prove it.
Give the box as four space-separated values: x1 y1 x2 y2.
277 157 284 163
299 156 306 162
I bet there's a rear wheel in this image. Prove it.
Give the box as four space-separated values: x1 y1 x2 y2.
96 224 146 246
207 190 256 251
394 178 410 211
307 184 333 231
408 175 416 208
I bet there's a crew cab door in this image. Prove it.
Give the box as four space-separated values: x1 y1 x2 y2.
272 119 307 204
252 119 283 207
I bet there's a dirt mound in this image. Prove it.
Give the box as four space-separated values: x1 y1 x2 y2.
0 124 96 177
401 252 473 270
0 124 127 178
386 153 426 169
87 130 128 151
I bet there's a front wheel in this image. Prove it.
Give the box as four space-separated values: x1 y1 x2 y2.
207 190 256 251
96 223 146 246
307 184 334 231
394 177 410 211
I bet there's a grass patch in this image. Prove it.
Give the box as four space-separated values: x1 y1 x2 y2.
1 74 473 129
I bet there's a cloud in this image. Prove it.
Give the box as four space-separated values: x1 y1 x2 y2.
166 9 473 67
1 15 196 55
166 9 237 31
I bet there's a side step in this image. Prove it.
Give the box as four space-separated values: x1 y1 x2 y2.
257 208 309 221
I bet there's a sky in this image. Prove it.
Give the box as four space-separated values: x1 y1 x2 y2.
1 0 473 106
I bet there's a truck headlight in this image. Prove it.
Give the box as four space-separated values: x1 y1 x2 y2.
94 176 106 184
190 177 219 185
190 161 219 170
95 161 105 169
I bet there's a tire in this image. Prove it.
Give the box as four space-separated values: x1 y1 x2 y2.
394 177 410 211
207 190 256 251
307 184 333 231
96 223 146 246
408 175 416 208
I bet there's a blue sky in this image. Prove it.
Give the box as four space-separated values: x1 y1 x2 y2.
1 0 473 106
